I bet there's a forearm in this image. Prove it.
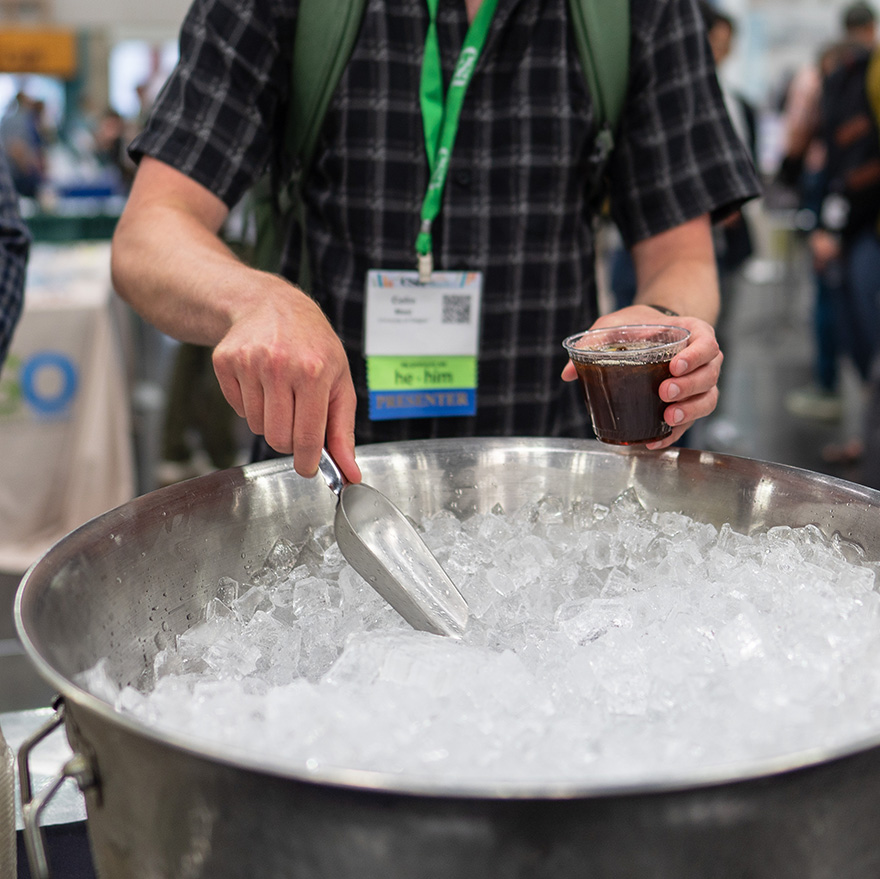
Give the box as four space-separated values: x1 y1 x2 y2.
111 156 311 346
112 198 284 346
630 215 720 326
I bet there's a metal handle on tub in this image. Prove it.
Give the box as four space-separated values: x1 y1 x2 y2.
18 700 96 879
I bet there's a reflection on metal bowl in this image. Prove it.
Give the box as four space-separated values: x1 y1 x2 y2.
15 438 880 878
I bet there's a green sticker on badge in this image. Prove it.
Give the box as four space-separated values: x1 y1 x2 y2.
367 356 477 390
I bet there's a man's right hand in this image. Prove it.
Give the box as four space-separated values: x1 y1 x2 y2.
111 157 361 483
211 280 359 480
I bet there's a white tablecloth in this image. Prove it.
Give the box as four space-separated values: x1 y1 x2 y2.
0 242 136 573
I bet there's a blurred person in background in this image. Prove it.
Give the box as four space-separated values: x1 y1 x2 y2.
845 1 879 48
700 2 757 356
92 108 137 193
773 3 876 197
0 148 30 367
781 2 877 423
0 92 46 199
808 1 880 470
778 42 849 423
844 2 880 485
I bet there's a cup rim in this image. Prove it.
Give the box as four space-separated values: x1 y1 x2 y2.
562 324 690 362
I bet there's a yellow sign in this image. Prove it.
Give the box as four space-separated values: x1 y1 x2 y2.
0 28 77 78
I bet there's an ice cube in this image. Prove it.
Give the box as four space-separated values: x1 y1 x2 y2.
231 586 273 622
251 537 299 587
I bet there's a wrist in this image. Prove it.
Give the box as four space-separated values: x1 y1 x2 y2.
645 304 679 318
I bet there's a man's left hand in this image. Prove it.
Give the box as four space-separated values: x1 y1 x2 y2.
561 303 723 448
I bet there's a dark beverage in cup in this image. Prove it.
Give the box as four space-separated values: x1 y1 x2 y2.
562 326 690 445
573 355 673 444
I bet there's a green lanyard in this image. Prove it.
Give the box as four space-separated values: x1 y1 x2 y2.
415 0 499 282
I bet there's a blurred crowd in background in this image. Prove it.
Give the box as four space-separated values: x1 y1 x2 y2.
0 91 136 201
0 43 171 209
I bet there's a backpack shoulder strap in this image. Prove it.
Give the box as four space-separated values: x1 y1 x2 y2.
286 0 368 179
567 0 630 144
250 0 367 277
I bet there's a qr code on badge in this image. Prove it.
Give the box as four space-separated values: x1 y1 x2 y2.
442 294 471 324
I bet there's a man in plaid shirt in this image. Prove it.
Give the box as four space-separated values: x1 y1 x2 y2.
113 0 760 484
0 149 28 367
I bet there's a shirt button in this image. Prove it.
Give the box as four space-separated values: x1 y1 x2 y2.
453 170 472 188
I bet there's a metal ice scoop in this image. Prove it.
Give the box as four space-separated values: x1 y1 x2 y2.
317 449 469 638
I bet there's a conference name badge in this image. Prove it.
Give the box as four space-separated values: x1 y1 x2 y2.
365 270 482 420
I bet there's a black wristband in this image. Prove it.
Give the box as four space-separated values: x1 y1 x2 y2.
647 304 679 317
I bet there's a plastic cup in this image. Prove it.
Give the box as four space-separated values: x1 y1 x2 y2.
562 324 690 445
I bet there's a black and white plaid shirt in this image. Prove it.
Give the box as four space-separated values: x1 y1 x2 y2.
131 0 760 445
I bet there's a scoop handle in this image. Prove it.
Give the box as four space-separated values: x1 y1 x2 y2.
317 449 345 499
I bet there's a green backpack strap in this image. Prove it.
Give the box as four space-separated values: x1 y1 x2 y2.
286 0 368 190
568 0 630 177
251 0 368 278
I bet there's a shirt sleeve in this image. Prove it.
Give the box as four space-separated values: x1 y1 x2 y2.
0 149 30 366
609 0 761 248
128 0 297 209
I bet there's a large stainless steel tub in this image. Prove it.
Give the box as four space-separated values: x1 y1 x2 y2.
15 438 880 878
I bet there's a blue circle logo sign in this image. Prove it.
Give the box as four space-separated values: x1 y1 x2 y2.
19 351 79 416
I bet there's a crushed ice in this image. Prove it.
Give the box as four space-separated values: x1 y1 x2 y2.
77 488 880 786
